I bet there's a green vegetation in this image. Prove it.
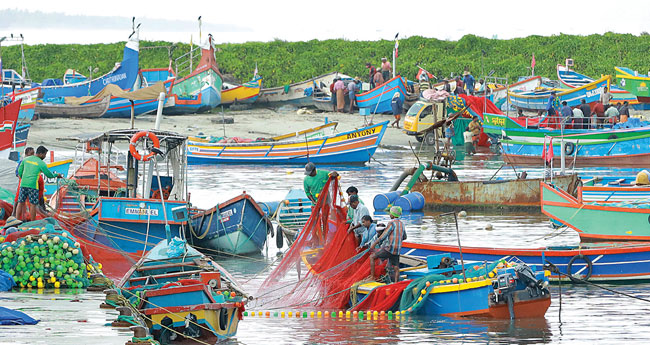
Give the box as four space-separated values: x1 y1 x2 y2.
3 33 650 88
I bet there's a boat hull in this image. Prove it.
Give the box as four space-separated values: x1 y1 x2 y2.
508 76 610 111
356 76 408 114
165 68 222 115
1 87 39 122
258 72 340 107
221 77 262 105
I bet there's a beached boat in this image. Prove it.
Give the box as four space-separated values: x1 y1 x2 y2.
0 99 22 160
500 134 650 168
615 66 650 103
507 76 610 111
13 124 29 149
113 239 247 343
557 65 638 105
186 121 387 165
36 96 111 118
257 72 342 107
480 76 542 105
62 69 87 85
411 165 579 210
482 112 650 143
189 193 273 255
401 241 650 283
541 181 650 241
164 35 222 115
0 84 40 122
221 76 262 105
356 76 409 114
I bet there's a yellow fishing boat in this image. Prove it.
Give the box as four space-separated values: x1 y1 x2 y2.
221 76 262 105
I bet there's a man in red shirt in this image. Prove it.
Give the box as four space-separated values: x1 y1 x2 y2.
366 63 377 89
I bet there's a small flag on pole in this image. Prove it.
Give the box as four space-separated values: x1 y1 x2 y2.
531 53 536 69
254 62 258 77
394 33 399 59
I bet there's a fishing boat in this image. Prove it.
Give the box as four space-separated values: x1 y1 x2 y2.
580 176 650 202
401 241 650 283
615 66 650 103
313 94 351 112
163 35 222 115
479 76 542 106
113 239 248 343
53 129 190 279
257 72 342 107
221 76 262 105
35 96 111 118
189 193 273 255
541 181 650 241
411 164 580 210
356 76 409 114
62 69 87 85
507 76 610 111
482 112 650 143
557 65 638 105
0 85 40 122
351 255 550 319
42 159 73 198
500 134 650 168
186 121 387 165
274 189 312 245
0 99 22 160
13 124 30 149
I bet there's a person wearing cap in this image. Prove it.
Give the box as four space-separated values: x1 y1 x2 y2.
381 58 391 82
16 145 63 221
366 63 377 89
391 92 403 128
2 216 22 229
462 71 475 95
333 77 346 112
303 162 338 204
370 206 406 283
345 186 364 224
347 195 370 238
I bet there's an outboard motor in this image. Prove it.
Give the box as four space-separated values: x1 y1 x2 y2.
493 272 516 320
515 264 548 297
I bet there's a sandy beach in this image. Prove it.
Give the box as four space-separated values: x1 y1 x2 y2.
25 108 410 151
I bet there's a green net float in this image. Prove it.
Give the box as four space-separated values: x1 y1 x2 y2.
19 261 26 268
6 252 12 259
56 271 62 277
2 257 8 264
40 250 46 257
8 269 15 276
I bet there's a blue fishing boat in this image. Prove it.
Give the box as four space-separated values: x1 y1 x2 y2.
356 76 409 114
508 76 610 111
0 86 39 122
275 189 313 244
401 241 650 283
557 64 642 107
189 193 273 255
580 176 650 202
111 238 248 343
257 72 341 107
13 124 29 148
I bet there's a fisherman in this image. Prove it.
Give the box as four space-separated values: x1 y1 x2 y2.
391 92 403 128
601 86 612 106
560 101 572 127
619 101 630 123
330 78 338 111
333 77 346 112
468 116 482 147
546 91 557 126
454 77 465 95
380 58 391 82
444 121 455 149
366 63 377 89
13 147 46 217
463 127 475 155
347 77 360 113
369 206 405 283
605 104 620 124
303 162 338 204
572 105 585 129
476 78 485 93
373 69 384 87
345 186 364 224
357 215 378 250
463 71 475 95
347 195 370 240
443 80 452 93
16 146 63 221
592 101 605 127
579 98 592 128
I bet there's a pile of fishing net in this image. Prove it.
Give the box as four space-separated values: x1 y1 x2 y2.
254 177 385 310
0 218 94 289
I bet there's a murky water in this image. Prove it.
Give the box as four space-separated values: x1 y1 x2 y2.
2 146 650 344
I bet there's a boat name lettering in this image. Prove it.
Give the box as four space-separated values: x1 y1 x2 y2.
102 73 127 85
487 116 505 127
585 87 604 98
346 128 376 139
125 208 159 216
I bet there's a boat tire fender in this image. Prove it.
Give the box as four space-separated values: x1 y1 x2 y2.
566 254 592 281
129 131 160 161
564 142 576 156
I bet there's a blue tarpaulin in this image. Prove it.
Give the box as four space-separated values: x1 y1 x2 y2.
0 307 40 325
0 270 15 291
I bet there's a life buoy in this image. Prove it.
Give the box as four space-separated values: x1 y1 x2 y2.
564 142 576 156
566 254 593 282
129 131 160 161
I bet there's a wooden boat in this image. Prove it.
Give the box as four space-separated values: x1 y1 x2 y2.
541 181 650 241
507 75 610 111
0 99 22 160
163 35 222 115
352 255 550 318
275 189 312 245
36 96 111 118
557 65 638 104
401 241 650 283
479 76 542 105
500 134 650 168
356 76 409 114
313 94 351 112
186 121 388 165
0 86 40 122
13 123 30 149
258 72 344 107
114 239 247 343
189 193 273 255
221 76 262 105
615 66 650 103
580 176 650 202
62 69 88 85
411 164 579 210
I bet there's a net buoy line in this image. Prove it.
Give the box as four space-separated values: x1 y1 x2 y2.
243 309 403 321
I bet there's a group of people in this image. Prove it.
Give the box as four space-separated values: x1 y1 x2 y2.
303 163 405 283
330 76 363 113
545 87 632 129
461 117 482 155
424 70 481 96
365 58 392 89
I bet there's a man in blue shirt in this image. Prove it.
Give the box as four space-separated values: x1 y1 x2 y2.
560 101 572 127
463 71 475 95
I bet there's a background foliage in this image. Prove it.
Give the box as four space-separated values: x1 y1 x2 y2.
2 33 650 88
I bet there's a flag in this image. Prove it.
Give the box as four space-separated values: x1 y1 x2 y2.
416 68 434 81
531 53 536 70
1 120 13 133
542 137 554 163
254 62 258 77
168 59 173 74
394 39 399 58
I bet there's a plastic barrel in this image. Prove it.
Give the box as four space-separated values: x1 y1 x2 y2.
373 191 401 211
394 192 425 212
257 201 280 217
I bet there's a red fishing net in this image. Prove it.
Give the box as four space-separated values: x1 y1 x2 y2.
255 177 385 310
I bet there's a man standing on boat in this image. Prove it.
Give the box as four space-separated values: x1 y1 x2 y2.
381 58 391 82
560 101 572 128
15 146 62 221
579 99 593 128
369 206 405 283
366 63 377 89
303 162 338 204
462 71 475 95
601 86 612 107
546 92 557 126
619 101 630 123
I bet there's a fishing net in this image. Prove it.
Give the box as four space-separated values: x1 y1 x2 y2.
255 176 385 310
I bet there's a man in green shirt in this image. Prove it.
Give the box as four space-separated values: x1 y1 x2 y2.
16 146 62 221
303 162 338 204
